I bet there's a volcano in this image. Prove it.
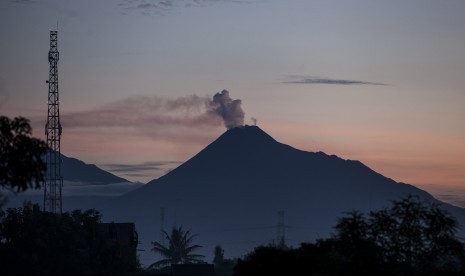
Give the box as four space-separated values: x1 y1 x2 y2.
93 125 465 265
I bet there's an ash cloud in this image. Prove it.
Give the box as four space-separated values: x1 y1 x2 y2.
62 94 220 129
209 90 244 129
284 75 388 86
61 90 244 134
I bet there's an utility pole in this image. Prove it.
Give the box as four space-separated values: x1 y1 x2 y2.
276 210 286 248
44 30 63 213
160 207 165 246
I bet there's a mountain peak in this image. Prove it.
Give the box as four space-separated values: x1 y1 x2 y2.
145 125 306 184
217 125 277 145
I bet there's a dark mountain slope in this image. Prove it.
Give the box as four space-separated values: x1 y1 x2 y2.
125 126 432 207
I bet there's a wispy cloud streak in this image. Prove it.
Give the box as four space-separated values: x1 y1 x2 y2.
121 0 255 15
101 161 182 182
284 75 388 86
8 0 37 4
103 161 181 173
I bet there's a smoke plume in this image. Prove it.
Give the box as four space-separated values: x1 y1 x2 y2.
61 94 221 129
59 90 245 135
209 90 245 129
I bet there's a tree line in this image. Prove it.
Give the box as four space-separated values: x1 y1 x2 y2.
144 196 465 276
0 204 140 276
234 196 465 276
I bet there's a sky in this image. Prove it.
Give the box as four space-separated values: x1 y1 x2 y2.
1 0 465 204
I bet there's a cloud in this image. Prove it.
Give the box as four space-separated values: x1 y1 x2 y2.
121 0 255 15
102 161 182 173
100 161 183 183
284 75 388 86
8 0 37 4
61 181 144 196
2 181 143 198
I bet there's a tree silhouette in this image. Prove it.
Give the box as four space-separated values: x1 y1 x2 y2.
335 195 465 274
235 196 465 276
213 245 236 276
0 116 47 192
149 225 204 269
0 204 141 275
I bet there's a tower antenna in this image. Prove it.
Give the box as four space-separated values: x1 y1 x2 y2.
44 30 63 213
251 117 257 126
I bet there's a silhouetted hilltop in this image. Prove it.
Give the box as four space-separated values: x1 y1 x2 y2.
5 154 136 207
60 153 128 184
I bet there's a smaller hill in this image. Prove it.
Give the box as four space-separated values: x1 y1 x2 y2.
59 153 129 185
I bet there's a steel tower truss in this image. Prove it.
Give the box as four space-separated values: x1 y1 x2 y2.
44 30 63 213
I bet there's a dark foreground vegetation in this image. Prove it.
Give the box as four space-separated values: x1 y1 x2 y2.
235 196 465 276
1 193 462 276
0 204 140 276
1 116 47 208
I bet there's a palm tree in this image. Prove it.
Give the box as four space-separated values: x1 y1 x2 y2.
149 225 204 269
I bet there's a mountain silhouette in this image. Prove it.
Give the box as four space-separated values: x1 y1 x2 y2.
124 125 436 209
5 153 135 210
60 153 128 184
102 125 465 265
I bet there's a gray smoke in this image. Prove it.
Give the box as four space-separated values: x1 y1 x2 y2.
58 90 244 135
209 90 244 129
61 94 220 128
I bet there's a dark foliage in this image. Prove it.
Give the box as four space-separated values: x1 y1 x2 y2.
234 196 465 276
234 246 298 276
213 245 236 276
149 226 204 269
0 204 141 276
334 195 465 275
233 241 348 276
0 116 47 192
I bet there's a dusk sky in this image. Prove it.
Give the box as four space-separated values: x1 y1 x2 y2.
1 0 464 203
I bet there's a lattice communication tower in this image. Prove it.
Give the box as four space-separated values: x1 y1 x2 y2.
44 30 63 213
